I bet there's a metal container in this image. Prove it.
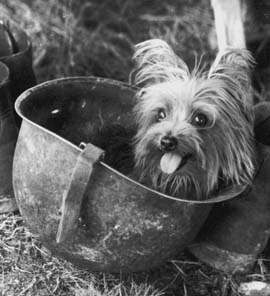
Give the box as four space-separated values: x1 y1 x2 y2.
0 21 36 126
13 77 240 272
0 62 18 213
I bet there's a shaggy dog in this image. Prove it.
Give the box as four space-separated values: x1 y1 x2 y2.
130 39 255 200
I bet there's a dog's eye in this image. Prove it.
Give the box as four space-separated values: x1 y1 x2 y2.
192 113 209 128
156 109 166 121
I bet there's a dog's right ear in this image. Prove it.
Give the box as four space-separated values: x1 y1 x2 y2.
129 39 189 87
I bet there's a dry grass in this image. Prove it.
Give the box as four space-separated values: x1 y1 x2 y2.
0 213 164 296
1 212 270 296
0 0 270 295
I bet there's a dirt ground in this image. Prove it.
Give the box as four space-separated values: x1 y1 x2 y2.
0 0 270 295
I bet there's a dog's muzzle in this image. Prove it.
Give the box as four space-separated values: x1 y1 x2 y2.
160 135 178 152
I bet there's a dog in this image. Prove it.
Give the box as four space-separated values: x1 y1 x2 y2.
95 0 256 200
129 38 255 200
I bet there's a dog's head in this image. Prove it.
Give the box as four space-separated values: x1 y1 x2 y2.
131 39 255 199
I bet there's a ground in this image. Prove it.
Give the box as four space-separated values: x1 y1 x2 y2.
0 0 270 295
3 212 270 296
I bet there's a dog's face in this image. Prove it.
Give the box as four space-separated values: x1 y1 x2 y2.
131 39 255 199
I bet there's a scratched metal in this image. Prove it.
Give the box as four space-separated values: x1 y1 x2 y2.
14 77 225 272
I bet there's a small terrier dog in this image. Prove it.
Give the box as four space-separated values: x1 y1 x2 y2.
130 39 255 200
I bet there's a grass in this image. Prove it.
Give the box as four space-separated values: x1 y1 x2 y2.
0 213 258 296
0 213 163 296
0 0 270 295
2 212 270 296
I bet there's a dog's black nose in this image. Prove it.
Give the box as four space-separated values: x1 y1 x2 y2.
160 136 178 151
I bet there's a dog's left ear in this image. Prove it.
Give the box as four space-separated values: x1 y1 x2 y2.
130 39 189 87
208 48 255 105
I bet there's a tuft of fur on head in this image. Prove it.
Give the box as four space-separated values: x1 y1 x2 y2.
130 39 255 200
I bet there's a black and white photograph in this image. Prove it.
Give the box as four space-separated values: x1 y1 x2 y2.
0 0 270 295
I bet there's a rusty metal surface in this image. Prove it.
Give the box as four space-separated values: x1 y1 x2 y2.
0 21 36 126
13 77 234 272
0 62 18 213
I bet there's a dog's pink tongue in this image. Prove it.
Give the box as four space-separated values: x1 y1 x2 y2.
160 153 182 174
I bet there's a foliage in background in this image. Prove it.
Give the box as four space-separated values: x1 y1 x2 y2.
0 0 213 82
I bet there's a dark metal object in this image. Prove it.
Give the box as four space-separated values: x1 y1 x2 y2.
0 62 18 213
189 102 270 273
0 21 36 127
13 77 239 272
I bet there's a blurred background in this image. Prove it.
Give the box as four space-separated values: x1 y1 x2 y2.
1 0 269 100
0 0 217 83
